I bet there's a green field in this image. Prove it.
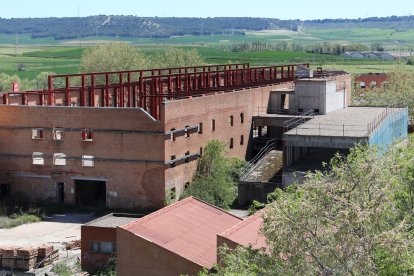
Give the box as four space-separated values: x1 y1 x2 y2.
0 27 413 81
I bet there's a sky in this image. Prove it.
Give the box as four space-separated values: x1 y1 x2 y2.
0 0 412 20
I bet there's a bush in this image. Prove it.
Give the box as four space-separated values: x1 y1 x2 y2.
181 140 243 209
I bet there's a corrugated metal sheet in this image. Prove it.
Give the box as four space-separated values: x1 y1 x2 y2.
120 197 242 268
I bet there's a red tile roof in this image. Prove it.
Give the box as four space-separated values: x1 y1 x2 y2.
120 197 242 268
218 210 267 250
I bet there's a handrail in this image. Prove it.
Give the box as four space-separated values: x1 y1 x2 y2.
240 139 276 180
283 109 315 131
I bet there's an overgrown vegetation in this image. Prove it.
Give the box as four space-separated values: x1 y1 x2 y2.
181 140 244 209
51 263 73 276
92 257 117 276
211 139 414 275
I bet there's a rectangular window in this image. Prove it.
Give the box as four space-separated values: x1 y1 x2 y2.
32 128 44 139
53 128 64 141
211 119 216 131
170 187 176 201
32 152 44 165
82 155 94 167
89 241 115 254
240 135 244 145
185 126 190 138
240 113 244 124
198 123 203 134
53 153 66 166
81 129 93 141
170 128 176 142
229 115 234 126
230 138 234 149
199 147 203 156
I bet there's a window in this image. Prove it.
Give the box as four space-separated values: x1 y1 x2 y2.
230 138 234 149
211 119 216 131
89 241 115 254
81 129 93 141
185 151 190 163
199 147 203 156
370 81 377 88
240 113 244 124
170 128 176 142
360 81 366 89
185 182 190 190
170 155 176 168
240 135 244 145
185 126 190 138
53 153 66 166
32 152 44 165
229 115 234 126
32 128 44 139
82 155 94 167
53 128 64 141
169 187 176 201
198 123 203 134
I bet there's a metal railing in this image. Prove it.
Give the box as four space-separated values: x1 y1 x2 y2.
240 139 276 181
283 109 315 131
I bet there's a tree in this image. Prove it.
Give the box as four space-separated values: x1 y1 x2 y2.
181 140 243 209
79 42 148 73
148 48 206 69
213 139 414 275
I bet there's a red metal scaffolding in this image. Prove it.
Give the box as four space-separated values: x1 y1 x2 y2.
1 63 309 120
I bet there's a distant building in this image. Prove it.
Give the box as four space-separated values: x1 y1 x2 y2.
342 51 413 60
116 197 242 276
354 73 388 89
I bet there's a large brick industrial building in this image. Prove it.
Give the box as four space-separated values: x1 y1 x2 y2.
0 63 352 210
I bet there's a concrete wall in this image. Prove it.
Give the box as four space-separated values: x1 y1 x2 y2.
369 108 408 148
81 225 116 272
0 105 166 210
117 227 204 276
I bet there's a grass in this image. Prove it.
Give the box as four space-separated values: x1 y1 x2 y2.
52 263 73 276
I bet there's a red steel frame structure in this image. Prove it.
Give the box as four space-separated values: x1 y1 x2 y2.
1 63 309 120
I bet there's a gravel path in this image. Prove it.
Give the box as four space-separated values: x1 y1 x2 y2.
0 213 95 249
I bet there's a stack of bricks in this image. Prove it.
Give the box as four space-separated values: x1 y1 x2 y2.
16 247 37 271
36 245 56 268
65 240 81 250
1 247 17 270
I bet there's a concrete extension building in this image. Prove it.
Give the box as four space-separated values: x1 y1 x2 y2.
0 63 303 210
239 69 407 204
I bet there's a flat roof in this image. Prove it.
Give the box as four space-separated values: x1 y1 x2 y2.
85 213 141 228
284 107 389 138
120 197 242 269
219 210 267 250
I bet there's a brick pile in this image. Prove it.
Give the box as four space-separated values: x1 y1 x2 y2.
65 240 81 250
0 245 57 271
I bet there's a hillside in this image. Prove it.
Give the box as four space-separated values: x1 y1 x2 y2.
1 15 414 41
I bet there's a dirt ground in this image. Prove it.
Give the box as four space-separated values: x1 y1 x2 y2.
0 213 95 249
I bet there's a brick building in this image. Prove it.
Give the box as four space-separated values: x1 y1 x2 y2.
0 63 303 210
117 196 242 276
354 73 388 89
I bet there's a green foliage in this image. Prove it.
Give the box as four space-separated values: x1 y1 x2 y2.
51 263 72 276
248 200 265 215
79 42 148 74
214 138 414 275
93 257 117 276
181 140 243 209
148 48 206 68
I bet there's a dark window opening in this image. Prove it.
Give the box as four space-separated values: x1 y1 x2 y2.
298 108 303 113
170 128 176 141
56 182 65 203
90 241 115 254
81 129 94 141
185 182 190 190
211 119 216 131
229 115 234 126
240 113 244 124
314 109 320 113
170 187 176 201
185 126 190 138
75 180 106 207
230 138 234 149
0 184 11 200
199 147 203 156
198 123 203 134
240 135 244 145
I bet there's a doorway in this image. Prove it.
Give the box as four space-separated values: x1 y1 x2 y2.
0 184 11 200
75 180 106 207
56 182 65 203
